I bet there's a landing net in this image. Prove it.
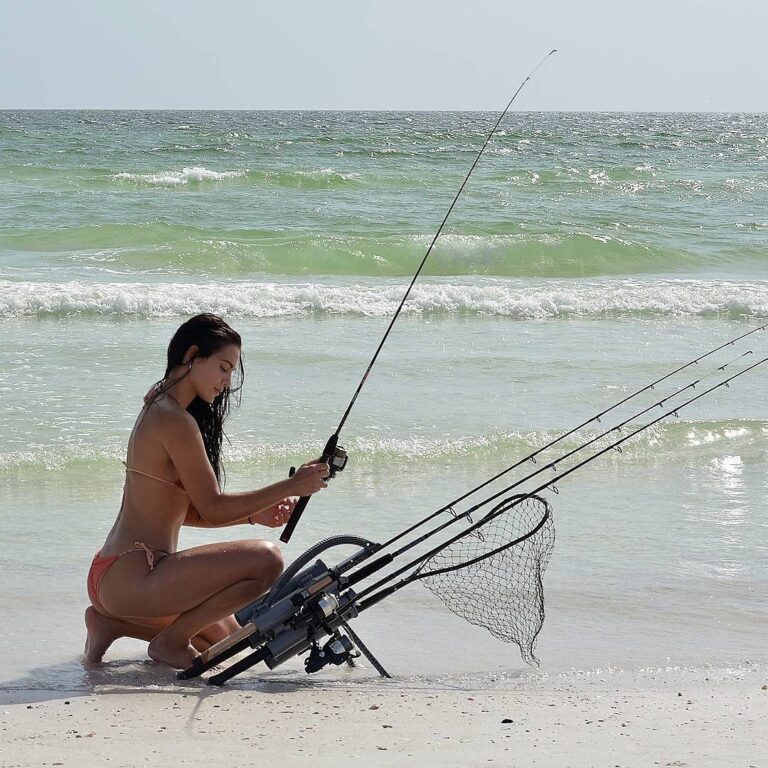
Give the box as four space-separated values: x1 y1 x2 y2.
419 494 555 665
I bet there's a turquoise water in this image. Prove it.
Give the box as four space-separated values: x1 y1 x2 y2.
1 111 767 688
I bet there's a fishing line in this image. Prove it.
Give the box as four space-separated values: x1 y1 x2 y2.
280 48 559 543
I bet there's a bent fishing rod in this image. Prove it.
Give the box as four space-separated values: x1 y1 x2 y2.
280 48 559 543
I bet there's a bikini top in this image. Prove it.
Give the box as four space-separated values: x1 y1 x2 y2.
122 461 188 494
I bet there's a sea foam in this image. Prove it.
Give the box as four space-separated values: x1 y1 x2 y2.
109 166 361 188
2 420 764 473
1 278 767 319
112 166 246 186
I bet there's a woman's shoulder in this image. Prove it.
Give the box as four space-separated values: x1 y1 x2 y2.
137 397 197 437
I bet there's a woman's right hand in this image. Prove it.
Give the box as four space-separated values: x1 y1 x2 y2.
289 461 330 497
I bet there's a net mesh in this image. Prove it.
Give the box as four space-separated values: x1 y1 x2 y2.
419 494 555 666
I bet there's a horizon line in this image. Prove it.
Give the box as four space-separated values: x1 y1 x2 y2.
2 107 767 114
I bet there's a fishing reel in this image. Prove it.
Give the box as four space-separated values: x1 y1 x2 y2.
289 444 348 480
281 434 348 543
327 445 348 478
304 631 359 674
301 591 360 673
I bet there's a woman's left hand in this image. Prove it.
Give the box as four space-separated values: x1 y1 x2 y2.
256 498 297 528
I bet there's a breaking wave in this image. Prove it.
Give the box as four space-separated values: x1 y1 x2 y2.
1 278 767 319
109 166 362 188
3 420 765 474
111 166 247 185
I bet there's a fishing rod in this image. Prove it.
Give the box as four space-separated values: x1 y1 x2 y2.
364 324 767 555
347 348 767 600
374 348 757 557
273 328 759 605
280 48 559 543
268 342 758 606
351 352 768 606
182 349 768 685
268 331 760 614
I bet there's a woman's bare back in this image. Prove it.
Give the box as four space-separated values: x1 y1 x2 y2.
100 397 193 557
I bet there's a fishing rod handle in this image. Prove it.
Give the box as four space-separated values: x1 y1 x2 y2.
345 553 395 587
280 433 340 543
279 494 310 543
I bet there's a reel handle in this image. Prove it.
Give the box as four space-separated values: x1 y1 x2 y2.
280 433 344 544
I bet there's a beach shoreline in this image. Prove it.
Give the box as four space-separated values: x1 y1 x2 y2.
2 661 766 767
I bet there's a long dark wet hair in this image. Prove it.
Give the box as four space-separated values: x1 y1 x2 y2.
150 313 244 486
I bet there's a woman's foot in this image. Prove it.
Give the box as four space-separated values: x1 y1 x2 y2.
148 633 198 670
84 606 166 663
83 606 124 663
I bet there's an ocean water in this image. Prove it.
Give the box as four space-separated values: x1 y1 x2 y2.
1 110 767 691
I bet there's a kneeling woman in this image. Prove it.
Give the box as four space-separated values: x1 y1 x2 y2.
85 313 329 670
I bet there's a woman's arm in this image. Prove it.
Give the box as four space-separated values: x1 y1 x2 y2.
183 498 296 529
162 411 327 527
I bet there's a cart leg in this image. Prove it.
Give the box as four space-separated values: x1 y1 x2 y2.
207 647 269 686
177 635 254 680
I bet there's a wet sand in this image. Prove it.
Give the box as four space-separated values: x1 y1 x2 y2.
2 664 766 767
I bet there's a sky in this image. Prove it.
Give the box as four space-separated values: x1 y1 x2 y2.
1 0 766 111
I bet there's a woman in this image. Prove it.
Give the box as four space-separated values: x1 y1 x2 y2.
84 313 329 670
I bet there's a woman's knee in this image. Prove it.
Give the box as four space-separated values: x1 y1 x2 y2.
236 539 284 583
254 540 284 583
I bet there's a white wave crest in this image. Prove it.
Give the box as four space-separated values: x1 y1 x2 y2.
1 278 768 319
316 167 361 181
3 420 764 474
112 166 247 186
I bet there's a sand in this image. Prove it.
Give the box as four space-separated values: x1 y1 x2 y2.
2 665 766 768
